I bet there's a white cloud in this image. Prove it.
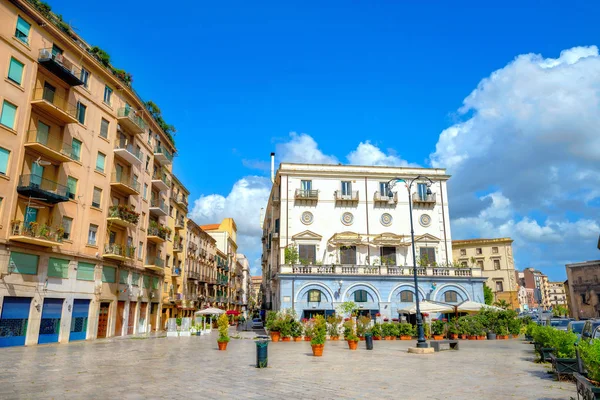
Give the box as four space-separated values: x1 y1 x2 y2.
276 132 338 164
346 141 414 167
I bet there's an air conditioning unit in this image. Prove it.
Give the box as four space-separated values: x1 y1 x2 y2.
40 48 51 60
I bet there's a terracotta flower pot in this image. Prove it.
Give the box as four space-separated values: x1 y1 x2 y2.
359 336 365 341
512 334 519 339
373 336 381 340
270 331 280 342
400 335 412 340
468 335 477 340
448 334 458 340
304 337 311 342
218 341 228 351
293 337 302 342
311 344 324 357
478 335 486 340
433 335 444 340
348 340 359 350
384 336 392 341
460 334 468 339
282 337 291 342
330 336 339 341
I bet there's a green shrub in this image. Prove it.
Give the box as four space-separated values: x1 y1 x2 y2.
343 320 358 341
431 320 446 335
326 315 342 337
381 322 394 337
291 320 303 338
310 315 327 345
370 323 382 337
533 325 554 348
217 313 230 343
265 311 278 331
356 316 371 337
579 339 600 382
390 323 400 337
525 322 538 337
398 323 415 337
508 318 521 336
548 329 577 358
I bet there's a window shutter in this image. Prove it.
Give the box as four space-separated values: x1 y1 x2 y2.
76 262 95 281
102 266 116 283
8 58 24 84
1 101 17 129
10 252 39 275
16 17 31 37
96 153 105 171
152 277 159 290
0 148 9 174
119 270 129 284
48 257 69 278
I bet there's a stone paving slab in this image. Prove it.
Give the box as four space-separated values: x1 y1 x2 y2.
0 333 574 399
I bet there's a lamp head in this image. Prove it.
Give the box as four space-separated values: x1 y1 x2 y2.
426 187 432 196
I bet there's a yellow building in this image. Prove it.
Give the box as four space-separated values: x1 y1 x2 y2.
0 0 185 346
452 238 519 309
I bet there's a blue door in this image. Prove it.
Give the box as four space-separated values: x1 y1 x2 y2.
38 298 63 344
69 299 90 341
0 297 32 347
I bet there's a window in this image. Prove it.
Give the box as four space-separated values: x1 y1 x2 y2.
307 289 321 302
141 212 146 230
417 183 428 200
298 245 316 264
0 100 17 129
145 156 150 171
119 270 129 284
380 247 396 266
419 247 436 265
133 174 139 188
87 224 98 245
48 257 69 278
15 16 30 43
493 259 501 270
143 275 150 288
102 266 116 283
301 180 312 191
96 152 106 172
147 129 152 145
460 249 466 256
71 138 82 161
9 251 38 275
76 262 95 281
166 255 171 268
340 246 356 264
341 181 352 196
103 85 113 105
67 176 77 199
379 182 390 197
400 290 414 302
80 67 90 88
62 216 73 240
0 147 9 175
444 290 459 303
152 277 159 290
100 118 109 138
496 281 504 292
138 242 143 259
492 247 499 254
132 272 140 286
354 289 368 303
476 260 483 268
8 57 24 85
76 101 86 124
92 187 102 208
476 248 482 255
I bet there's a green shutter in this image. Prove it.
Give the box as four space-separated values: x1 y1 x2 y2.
0 101 17 129
48 257 69 278
119 270 129 284
71 139 81 161
152 277 159 290
67 176 77 197
143 275 150 288
96 153 105 172
16 16 30 42
76 262 95 281
10 252 38 275
8 58 24 85
0 148 9 175
102 266 116 283
131 272 139 286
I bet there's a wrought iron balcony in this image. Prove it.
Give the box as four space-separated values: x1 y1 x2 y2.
24 129 73 163
10 221 64 247
294 189 319 201
373 191 398 204
110 173 140 196
145 256 165 271
31 87 78 125
16 174 69 204
103 243 135 261
107 205 139 228
38 48 84 86
278 264 482 277
147 224 169 243
117 107 146 134
114 139 142 166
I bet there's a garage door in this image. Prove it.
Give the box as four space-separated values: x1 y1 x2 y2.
0 297 32 347
38 298 63 344
69 299 90 341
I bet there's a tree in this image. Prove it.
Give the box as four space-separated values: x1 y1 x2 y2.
494 299 510 309
483 284 494 305
553 305 568 317
144 100 176 144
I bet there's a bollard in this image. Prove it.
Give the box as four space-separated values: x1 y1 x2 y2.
256 339 268 368
365 333 373 350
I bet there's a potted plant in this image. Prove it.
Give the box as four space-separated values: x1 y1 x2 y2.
423 321 431 339
496 325 509 340
310 315 326 357
370 323 382 340
382 322 393 340
291 319 303 341
508 318 521 339
344 320 359 350
575 339 600 399
280 315 292 342
447 320 459 340
303 319 314 341
265 311 281 342
431 320 445 340
326 315 341 340
457 316 469 339
398 323 414 340
356 316 371 340
217 313 230 350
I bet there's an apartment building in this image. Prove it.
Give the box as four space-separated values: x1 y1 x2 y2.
521 268 551 310
0 0 181 346
261 160 486 319
565 260 600 319
250 275 262 311
547 281 567 308
452 238 519 310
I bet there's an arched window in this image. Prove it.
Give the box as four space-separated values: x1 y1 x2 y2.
399 290 414 302
354 290 368 303
444 290 459 303
307 289 321 303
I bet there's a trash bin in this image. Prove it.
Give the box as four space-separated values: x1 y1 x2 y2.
365 333 373 350
256 337 269 368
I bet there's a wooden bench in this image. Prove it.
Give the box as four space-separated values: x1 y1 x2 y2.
430 340 459 352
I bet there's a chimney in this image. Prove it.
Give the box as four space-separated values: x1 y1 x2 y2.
270 152 275 183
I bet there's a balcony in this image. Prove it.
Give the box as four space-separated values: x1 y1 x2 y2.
294 189 319 201
103 243 135 261
145 256 164 272
147 224 169 243
114 139 142 166
107 205 139 229
172 268 181 277
10 221 64 247
173 241 183 253
117 107 146 134
154 145 173 165
151 170 171 192
110 173 140 196
172 193 188 208
334 190 359 205
31 87 78 125
278 264 482 278
412 192 436 206
188 271 199 281
16 174 69 204
373 191 398 205
174 217 185 230
149 198 168 217
38 48 84 86
24 130 73 163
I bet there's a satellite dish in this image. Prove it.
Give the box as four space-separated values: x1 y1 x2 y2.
35 157 51 167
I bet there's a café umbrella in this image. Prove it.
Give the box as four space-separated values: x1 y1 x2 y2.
195 308 226 332
398 301 455 314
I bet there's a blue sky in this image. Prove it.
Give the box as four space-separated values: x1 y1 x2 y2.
51 1 600 279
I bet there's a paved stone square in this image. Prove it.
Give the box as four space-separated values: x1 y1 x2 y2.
0 331 575 399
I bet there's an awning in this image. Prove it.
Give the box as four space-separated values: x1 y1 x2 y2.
397 301 454 314
371 233 411 247
195 307 226 316
328 232 363 246
455 300 502 313
226 310 240 315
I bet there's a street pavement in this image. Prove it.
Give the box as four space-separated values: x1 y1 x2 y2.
0 331 574 399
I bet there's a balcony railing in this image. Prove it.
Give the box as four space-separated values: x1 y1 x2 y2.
10 221 64 246
31 86 78 124
412 192 436 205
145 256 165 268
24 129 73 163
107 205 140 227
152 170 171 189
334 190 359 203
373 191 398 204
149 198 168 215
16 174 69 204
278 264 481 277
117 107 146 133
173 241 183 252
110 172 140 194
104 243 135 259
114 139 142 164
154 145 173 164
175 217 185 229
147 224 169 240
38 48 84 86
294 189 319 200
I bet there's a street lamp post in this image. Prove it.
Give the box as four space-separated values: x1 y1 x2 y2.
388 175 434 349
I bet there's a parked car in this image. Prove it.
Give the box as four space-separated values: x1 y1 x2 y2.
550 318 573 331
581 319 600 342
567 320 586 339
592 326 600 340
251 318 263 329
